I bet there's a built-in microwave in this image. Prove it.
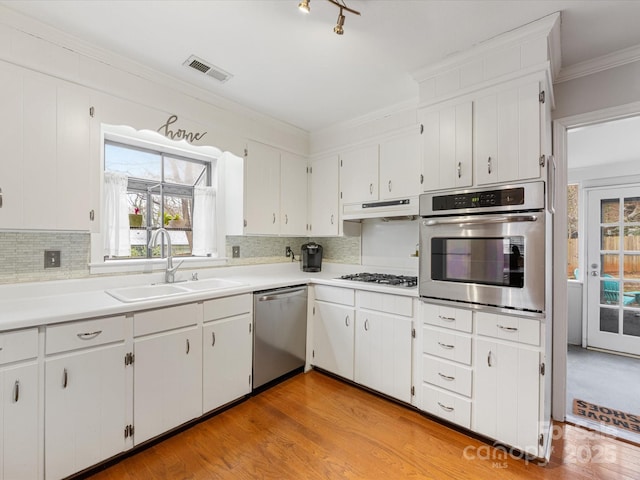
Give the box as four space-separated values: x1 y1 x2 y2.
419 182 546 313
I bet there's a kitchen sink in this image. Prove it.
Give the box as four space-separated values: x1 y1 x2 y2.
105 278 245 303
180 278 245 292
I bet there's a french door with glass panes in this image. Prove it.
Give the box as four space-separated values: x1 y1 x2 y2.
587 187 640 355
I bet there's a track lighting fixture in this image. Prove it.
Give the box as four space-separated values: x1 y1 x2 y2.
298 0 310 14
297 0 360 35
334 9 345 35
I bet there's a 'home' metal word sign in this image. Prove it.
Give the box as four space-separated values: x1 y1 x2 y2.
157 115 207 143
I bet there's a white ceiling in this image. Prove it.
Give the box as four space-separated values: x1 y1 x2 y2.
2 0 640 132
568 115 640 170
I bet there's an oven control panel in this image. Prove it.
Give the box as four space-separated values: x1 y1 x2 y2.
432 187 525 211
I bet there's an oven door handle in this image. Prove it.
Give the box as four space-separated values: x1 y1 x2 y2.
424 214 538 226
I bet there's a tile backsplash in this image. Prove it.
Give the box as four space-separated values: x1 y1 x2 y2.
0 231 361 284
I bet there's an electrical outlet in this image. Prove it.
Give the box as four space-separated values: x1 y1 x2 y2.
285 246 291 257
232 246 240 258
44 250 61 268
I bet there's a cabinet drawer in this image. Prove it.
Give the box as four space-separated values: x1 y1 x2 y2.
46 316 125 355
357 291 413 317
423 327 472 365
422 384 471 429
422 303 472 333
0 328 38 364
315 285 354 306
423 355 472 397
476 312 540 346
134 303 200 337
203 294 251 322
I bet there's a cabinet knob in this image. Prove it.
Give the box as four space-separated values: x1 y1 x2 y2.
487 350 493 367
345 315 350 327
14 379 20 403
330 214 334 225
212 331 216 347
186 338 190 354
457 162 462 178
369 183 373 195
364 319 370 331
272 213 276 224
388 180 392 192
62 368 68 389
0 187 3 208
487 156 492 174
285 214 288 225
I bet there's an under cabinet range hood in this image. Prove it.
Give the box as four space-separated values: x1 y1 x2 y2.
342 197 418 220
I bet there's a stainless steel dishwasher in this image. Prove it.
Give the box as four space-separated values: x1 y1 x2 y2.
253 285 307 390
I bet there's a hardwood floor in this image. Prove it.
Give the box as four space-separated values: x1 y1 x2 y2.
86 370 640 479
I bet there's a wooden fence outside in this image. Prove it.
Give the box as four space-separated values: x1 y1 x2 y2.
567 236 640 278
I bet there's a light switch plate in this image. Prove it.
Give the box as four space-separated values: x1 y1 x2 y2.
44 250 61 268
232 246 240 258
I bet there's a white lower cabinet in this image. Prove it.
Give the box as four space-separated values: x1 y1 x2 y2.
473 312 542 456
312 286 356 380
45 318 127 480
202 295 253 413
354 292 413 403
419 302 545 457
133 303 202 445
0 328 39 480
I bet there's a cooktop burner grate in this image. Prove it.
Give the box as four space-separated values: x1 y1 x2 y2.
339 273 417 287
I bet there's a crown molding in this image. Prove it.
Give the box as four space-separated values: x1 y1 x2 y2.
0 5 309 136
555 43 640 84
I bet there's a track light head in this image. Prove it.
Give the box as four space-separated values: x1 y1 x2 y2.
298 0 310 14
334 10 345 35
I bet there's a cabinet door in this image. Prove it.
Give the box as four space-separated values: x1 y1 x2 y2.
310 156 339 236
379 130 421 200
244 141 280 234
355 311 412 403
312 302 355 380
420 102 472 192
0 62 24 229
2 363 38 480
23 72 58 230
340 144 378 204
202 314 252 413
56 83 92 230
280 152 308 236
45 344 126 480
475 82 541 185
474 339 540 455
134 326 202 445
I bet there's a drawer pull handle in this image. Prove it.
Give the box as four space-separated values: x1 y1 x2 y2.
438 341 454 350
438 315 455 322
186 339 190 355
497 324 518 332
438 372 455 381
14 380 19 402
63 368 68 389
212 332 216 347
345 315 350 327
487 350 493 367
438 402 454 412
77 330 103 340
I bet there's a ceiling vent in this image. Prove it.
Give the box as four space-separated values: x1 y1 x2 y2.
183 55 232 83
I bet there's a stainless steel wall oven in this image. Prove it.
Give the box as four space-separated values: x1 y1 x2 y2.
419 182 546 313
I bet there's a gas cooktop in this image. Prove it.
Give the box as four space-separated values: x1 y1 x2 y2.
338 273 418 288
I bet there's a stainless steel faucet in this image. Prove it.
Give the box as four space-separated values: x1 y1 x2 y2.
148 228 183 283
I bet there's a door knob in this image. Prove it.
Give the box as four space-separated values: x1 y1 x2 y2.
590 271 599 276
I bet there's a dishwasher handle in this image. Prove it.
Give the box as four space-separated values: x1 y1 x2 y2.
257 287 307 302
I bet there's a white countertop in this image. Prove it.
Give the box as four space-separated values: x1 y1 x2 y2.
0 263 418 331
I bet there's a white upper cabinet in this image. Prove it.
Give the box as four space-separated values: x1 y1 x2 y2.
244 140 308 236
339 144 379 204
379 130 421 200
0 62 93 231
280 151 308 236
474 81 541 185
420 101 473 192
309 155 339 236
244 141 281 235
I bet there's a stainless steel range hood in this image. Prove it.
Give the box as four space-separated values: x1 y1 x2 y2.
342 197 418 220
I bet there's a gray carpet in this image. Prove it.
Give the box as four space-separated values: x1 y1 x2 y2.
566 345 640 443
